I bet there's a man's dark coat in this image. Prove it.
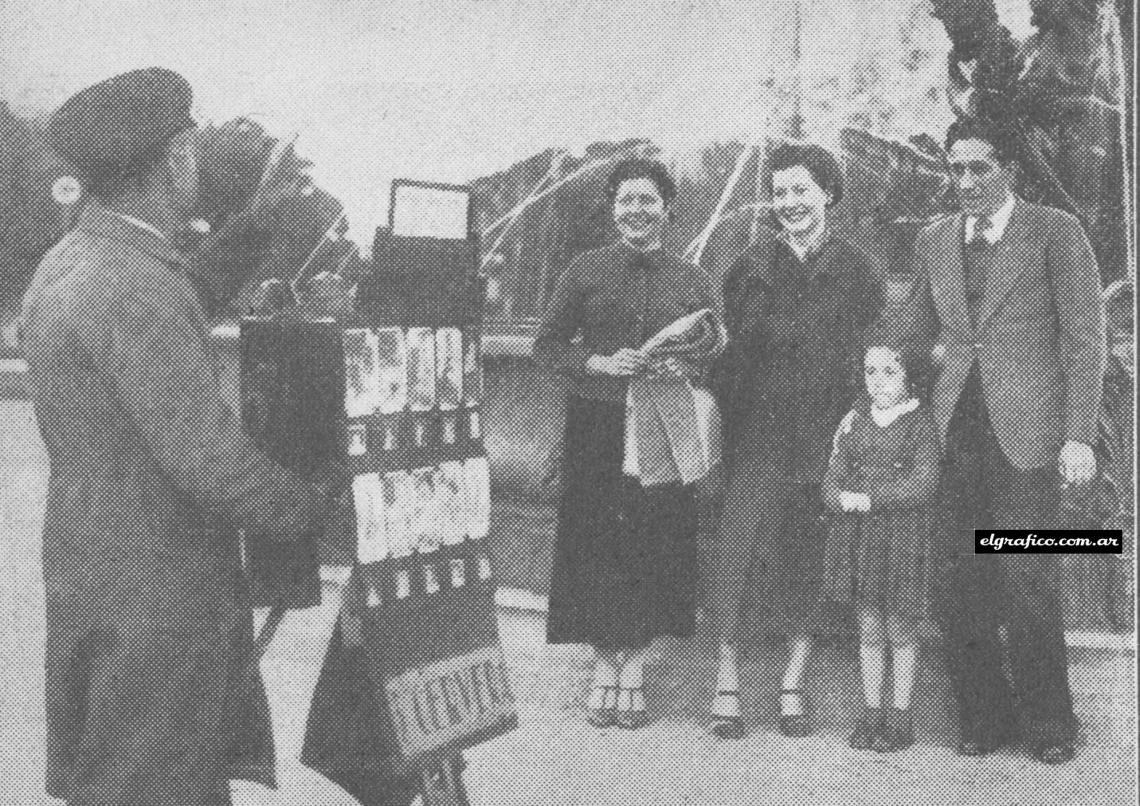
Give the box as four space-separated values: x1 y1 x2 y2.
20 204 325 805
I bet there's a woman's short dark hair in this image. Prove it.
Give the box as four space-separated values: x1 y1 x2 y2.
766 143 844 207
944 117 1019 166
602 158 677 206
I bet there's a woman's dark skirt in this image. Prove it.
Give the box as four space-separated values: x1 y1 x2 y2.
546 395 699 649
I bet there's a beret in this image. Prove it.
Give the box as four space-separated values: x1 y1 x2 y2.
47 67 195 186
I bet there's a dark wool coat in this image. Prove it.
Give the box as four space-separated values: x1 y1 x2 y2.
532 241 719 403
712 234 882 483
20 204 326 806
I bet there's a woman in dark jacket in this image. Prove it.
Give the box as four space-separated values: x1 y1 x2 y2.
707 143 883 739
533 158 719 730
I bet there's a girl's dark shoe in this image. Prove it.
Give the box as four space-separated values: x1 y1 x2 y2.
872 707 914 753
708 690 745 740
615 687 649 730
848 706 883 750
586 685 617 728
777 689 813 738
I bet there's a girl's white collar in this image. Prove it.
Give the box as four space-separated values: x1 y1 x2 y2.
870 397 919 427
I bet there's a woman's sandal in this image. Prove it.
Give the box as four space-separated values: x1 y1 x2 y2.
777 689 813 738
615 686 650 730
586 685 618 728
709 690 745 740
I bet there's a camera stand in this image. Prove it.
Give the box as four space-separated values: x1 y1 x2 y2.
419 755 470 806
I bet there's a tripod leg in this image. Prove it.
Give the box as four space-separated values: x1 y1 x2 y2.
419 755 470 806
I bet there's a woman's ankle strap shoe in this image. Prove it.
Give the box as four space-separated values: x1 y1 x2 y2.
709 690 745 740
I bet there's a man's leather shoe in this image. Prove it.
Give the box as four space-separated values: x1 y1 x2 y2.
957 735 1004 756
1031 741 1075 765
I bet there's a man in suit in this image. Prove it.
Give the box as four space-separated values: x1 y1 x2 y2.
21 68 337 805
905 117 1105 764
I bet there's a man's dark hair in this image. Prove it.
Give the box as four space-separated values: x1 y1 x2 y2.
944 117 1020 166
603 158 678 206
766 143 844 207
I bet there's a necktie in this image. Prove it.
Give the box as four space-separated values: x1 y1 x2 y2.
967 215 992 251
964 215 992 318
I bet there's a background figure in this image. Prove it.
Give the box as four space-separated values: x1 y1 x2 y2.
19 69 336 805
903 117 1105 764
820 337 940 754
707 143 883 740
533 158 718 730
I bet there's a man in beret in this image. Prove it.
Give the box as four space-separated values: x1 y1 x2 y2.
20 67 335 805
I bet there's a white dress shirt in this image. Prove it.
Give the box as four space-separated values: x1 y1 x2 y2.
964 194 1016 244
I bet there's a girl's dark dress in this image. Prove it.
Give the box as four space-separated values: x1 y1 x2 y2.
533 241 717 649
819 401 941 618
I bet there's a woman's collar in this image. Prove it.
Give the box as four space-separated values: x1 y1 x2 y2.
778 225 832 262
619 236 663 255
869 397 920 427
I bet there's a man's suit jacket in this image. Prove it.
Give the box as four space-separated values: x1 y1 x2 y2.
907 200 1105 470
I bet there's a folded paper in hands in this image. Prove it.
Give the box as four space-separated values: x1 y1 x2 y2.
623 308 727 487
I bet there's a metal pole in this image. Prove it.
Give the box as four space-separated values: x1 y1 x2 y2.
790 0 804 140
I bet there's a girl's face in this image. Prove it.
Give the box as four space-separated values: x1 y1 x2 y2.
613 177 668 248
864 347 908 409
772 165 830 236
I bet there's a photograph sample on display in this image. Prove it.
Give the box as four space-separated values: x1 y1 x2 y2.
436 327 464 410
407 327 437 412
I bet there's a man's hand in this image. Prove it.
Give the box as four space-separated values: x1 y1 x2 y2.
586 348 649 377
838 491 872 513
1059 440 1096 486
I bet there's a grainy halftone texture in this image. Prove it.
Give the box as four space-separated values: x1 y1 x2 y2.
2 2 1136 806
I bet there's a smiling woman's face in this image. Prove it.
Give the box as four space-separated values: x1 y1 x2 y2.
772 165 830 236
612 177 668 248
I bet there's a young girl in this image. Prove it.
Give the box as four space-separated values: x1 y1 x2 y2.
820 337 940 752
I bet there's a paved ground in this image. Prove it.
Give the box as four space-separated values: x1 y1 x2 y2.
2 399 1137 806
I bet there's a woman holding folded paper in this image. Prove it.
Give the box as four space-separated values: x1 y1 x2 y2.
706 143 883 740
534 158 724 730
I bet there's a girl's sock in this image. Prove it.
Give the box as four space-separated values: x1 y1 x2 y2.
891 644 919 710
859 644 886 709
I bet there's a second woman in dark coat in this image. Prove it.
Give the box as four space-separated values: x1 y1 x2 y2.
707 143 883 739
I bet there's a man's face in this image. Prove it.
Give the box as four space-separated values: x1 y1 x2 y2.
947 138 1016 217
